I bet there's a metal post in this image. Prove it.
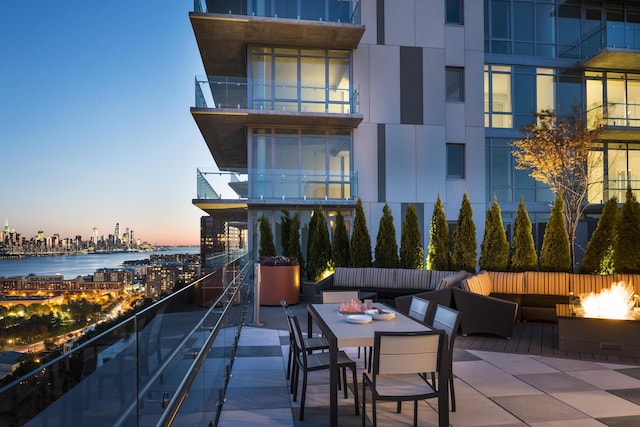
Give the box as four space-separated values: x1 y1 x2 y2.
252 263 264 326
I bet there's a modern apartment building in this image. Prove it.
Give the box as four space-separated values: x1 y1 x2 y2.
191 0 640 267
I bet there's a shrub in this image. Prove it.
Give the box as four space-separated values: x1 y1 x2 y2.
332 208 350 268
451 192 477 272
539 193 572 272
374 204 399 268
479 195 509 271
308 206 332 281
510 198 537 271
400 204 424 269
580 197 619 274
614 186 640 273
350 198 372 267
258 214 276 258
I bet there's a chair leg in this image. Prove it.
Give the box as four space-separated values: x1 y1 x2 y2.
413 400 418 427
299 371 308 421
367 346 372 373
342 367 348 398
450 376 456 412
396 401 402 413
286 346 292 380
291 363 298 401
351 365 359 416
361 379 366 427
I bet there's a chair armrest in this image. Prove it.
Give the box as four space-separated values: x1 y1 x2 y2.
452 288 517 339
316 274 335 290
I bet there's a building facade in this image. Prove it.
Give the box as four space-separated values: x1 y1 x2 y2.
190 0 640 268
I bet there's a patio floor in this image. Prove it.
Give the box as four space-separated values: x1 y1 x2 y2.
215 302 640 426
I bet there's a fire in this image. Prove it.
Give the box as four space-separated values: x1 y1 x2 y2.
581 282 636 319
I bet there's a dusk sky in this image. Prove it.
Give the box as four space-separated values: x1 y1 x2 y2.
0 1 214 246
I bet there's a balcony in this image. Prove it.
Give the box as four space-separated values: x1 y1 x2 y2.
190 1 364 77
193 168 358 220
0 254 251 426
585 102 640 140
578 24 640 70
192 77 362 169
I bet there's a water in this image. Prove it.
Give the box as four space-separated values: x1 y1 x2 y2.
0 246 200 278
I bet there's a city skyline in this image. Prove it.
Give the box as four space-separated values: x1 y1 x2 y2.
1 1 213 246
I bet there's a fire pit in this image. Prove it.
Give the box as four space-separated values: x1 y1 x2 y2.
556 282 640 356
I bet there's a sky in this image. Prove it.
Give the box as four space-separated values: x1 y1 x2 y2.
0 1 213 246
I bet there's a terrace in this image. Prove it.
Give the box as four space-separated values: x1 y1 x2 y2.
4 259 640 426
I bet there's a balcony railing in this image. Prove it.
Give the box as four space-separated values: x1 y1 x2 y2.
196 168 358 201
0 252 252 426
193 0 361 24
562 24 640 59
195 76 359 115
585 102 640 130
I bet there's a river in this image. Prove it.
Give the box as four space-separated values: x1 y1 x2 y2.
0 247 200 278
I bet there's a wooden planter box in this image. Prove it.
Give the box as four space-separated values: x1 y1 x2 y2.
259 265 300 306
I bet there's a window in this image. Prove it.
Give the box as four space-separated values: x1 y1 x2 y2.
446 67 464 102
484 64 512 128
446 0 463 24
447 144 465 179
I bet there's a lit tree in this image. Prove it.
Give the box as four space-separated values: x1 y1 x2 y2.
539 193 572 272
350 198 372 267
400 204 424 269
374 204 399 268
510 198 538 272
614 187 640 273
451 192 477 272
512 109 602 270
308 206 332 281
427 194 450 270
580 196 619 274
479 195 509 271
332 208 350 268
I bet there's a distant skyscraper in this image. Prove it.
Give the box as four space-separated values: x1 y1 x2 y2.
91 227 99 245
114 223 120 241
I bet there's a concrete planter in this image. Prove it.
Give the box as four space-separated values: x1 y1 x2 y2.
259 265 300 306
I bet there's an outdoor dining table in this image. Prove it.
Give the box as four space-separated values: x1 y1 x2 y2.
307 303 449 427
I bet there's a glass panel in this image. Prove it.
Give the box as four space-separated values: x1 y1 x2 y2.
491 146 511 186
446 0 463 24
301 0 325 20
447 144 465 178
557 70 582 116
536 68 554 112
328 56 350 104
273 0 297 19
607 74 627 124
491 0 511 39
492 72 512 112
629 148 640 191
514 71 534 116
274 134 299 198
588 150 604 204
446 68 464 101
300 56 326 108
514 1 533 41
608 147 627 201
328 132 351 198
535 4 555 44
274 56 297 100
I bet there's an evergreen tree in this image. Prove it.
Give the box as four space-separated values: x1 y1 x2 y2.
287 212 304 273
374 204 399 268
451 192 477 272
306 205 319 278
427 194 450 270
580 197 619 274
539 193 572 272
400 204 424 269
280 210 292 257
510 198 538 272
614 186 640 273
479 195 509 271
350 198 372 267
308 206 332 281
258 214 276 258
331 208 350 268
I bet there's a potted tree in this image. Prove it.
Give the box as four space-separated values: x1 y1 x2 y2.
258 214 300 305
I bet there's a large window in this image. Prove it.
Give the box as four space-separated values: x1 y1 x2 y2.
250 47 352 114
250 128 353 200
484 65 512 128
446 67 464 102
586 71 640 128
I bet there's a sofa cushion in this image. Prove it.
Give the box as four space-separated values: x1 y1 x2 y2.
362 268 398 289
430 270 461 289
571 274 616 296
396 268 432 290
487 271 525 294
523 271 570 296
461 271 492 296
435 270 469 290
333 268 363 288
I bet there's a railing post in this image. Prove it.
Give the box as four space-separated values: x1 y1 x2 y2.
252 262 265 326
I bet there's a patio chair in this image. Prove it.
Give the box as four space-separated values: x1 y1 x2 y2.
280 299 329 383
431 304 462 412
362 330 446 427
408 296 433 324
321 290 369 367
286 309 359 421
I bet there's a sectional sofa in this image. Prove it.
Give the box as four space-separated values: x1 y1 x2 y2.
460 270 640 322
316 267 470 302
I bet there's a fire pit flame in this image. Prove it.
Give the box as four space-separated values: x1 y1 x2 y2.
581 281 636 319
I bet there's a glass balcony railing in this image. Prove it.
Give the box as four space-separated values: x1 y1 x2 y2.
562 24 640 59
0 252 252 427
196 168 358 201
195 76 359 115
193 0 361 24
585 102 640 130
